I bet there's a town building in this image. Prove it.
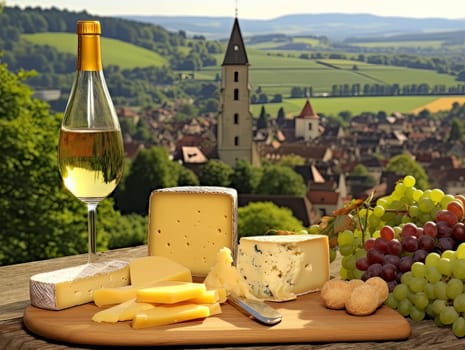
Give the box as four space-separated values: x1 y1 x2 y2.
217 17 260 167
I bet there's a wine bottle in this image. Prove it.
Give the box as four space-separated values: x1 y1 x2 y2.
58 21 124 261
58 20 124 203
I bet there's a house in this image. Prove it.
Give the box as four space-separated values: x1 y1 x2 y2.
294 99 322 141
306 190 340 218
259 143 332 163
437 168 465 194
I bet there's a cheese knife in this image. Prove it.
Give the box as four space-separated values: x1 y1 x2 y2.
228 293 282 326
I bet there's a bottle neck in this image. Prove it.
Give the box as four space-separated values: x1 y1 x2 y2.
77 34 102 71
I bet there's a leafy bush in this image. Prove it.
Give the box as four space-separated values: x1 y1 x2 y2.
238 201 305 238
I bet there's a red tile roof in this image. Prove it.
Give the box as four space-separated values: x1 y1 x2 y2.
307 190 339 205
296 99 319 120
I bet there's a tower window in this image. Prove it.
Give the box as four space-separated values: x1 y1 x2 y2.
234 113 239 124
234 71 239 82
234 44 239 51
234 136 239 146
234 88 239 100
308 123 312 130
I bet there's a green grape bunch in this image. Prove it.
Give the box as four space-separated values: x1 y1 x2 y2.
386 244 465 338
313 174 465 338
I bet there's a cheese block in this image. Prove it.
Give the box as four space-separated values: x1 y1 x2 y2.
92 298 155 323
204 247 257 301
136 281 206 304
30 260 129 310
237 234 330 302
148 186 238 276
129 256 192 287
132 302 221 329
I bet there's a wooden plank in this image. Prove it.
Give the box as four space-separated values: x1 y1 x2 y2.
23 292 410 347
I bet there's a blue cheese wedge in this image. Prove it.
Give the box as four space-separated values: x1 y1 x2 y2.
237 235 330 302
30 260 129 310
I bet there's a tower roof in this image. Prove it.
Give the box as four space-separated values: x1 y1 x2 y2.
222 17 249 65
297 99 319 119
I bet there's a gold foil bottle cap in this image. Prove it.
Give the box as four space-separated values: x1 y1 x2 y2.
76 20 102 71
77 21 101 35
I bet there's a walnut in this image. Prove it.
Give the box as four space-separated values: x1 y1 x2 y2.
345 284 380 316
320 279 351 310
320 277 389 316
347 278 364 291
365 276 389 306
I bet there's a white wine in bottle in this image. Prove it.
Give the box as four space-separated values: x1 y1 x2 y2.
57 21 124 261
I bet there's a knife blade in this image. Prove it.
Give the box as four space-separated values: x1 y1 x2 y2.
228 293 282 326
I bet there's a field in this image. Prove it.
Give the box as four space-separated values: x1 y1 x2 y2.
250 96 465 117
22 33 168 69
350 40 445 49
198 49 459 97
410 97 465 114
23 32 465 116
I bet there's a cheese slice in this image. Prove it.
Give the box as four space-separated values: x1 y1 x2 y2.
136 281 206 304
147 186 238 276
129 256 192 287
93 285 138 307
132 302 219 329
30 260 129 310
237 234 330 301
204 247 257 301
92 298 155 323
188 288 223 304
93 256 193 306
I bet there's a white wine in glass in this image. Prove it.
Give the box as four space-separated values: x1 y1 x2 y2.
58 20 124 263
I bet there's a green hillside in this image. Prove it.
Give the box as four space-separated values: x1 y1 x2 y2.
19 32 465 117
207 50 457 97
250 96 446 117
22 33 167 69
197 51 459 97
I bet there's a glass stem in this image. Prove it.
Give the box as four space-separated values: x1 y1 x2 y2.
87 203 98 263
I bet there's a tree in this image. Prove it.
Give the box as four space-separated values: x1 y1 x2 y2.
0 63 87 264
351 164 377 187
255 165 306 196
276 107 286 126
0 62 148 265
230 159 262 194
238 202 305 238
271 94 282 103
107 213 148 249
116 146 178 215
448 118 464 142
256 105 268 129
176 164 200 186
386 154 429 190
290 86 304 98
276 155 305 168
198 159 233 187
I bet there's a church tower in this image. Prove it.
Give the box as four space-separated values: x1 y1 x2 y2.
217 17 257 167
295 98 321 141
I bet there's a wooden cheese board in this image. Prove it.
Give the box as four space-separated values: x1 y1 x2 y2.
24 292 411 347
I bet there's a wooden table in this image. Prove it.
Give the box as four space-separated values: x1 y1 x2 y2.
1 245 464 349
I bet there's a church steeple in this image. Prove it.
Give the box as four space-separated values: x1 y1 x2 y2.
222 17 248 65
217 16 258 167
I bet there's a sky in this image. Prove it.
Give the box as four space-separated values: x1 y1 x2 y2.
6 0 465 20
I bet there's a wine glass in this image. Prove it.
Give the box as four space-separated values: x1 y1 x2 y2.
57 69 124 263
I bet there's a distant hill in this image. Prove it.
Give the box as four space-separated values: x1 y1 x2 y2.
122 13 465 41
22 33 168 69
